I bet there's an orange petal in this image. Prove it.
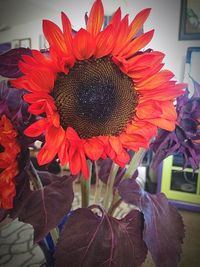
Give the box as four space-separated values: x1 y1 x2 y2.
84 138 103 160
61 12 73 50
24 119 49 137
73 28 95 60
136 70 174 90
94 24 114 58
109 136 123 155
87 0 104 36
43 20 68 54
146 118 176 131
128 8 151 39
136 100 163 119
37 143 58 166
118 30 154 58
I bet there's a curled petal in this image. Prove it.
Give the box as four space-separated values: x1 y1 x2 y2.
24 119 50 137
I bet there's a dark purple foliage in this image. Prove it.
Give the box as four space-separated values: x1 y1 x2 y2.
118 179 185 267
11 174 75 242
0 48 32 78
0 80 32 133
98 159 126 187
152 80 200 171
55 206 147 267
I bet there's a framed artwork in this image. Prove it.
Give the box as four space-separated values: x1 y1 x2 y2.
12 39 20 49
184 47 200 96
179 0 200 40
19 38 31 48
157 154 200 211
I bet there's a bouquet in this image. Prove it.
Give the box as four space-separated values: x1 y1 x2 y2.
1 1 199 266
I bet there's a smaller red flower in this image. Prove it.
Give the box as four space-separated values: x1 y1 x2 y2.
0 115 20 209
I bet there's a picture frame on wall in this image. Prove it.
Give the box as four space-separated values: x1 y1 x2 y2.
11 39 20 49
179 0 200 40
20 38 31 48
184 46 200 96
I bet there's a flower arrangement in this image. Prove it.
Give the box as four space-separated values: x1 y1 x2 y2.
0 0 199 266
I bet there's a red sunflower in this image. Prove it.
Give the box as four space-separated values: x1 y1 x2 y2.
0 115 20 209
11 0 186 178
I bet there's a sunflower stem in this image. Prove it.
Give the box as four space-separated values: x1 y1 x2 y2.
123 148 146 179
28 161 43 190
103 163 119 211
94 161 103 204
81 160 92 208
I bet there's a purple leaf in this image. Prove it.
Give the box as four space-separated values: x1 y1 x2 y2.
0 48 32 78
55 206 147 267
118 179 184 267
11 175 75 242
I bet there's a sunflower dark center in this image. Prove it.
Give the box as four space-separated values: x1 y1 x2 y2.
77 80 116 122
52 57 138 139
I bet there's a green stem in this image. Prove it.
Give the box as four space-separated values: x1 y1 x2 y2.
123 148 146 179
103 163 119 211
81 160 92 208
94 161 103 204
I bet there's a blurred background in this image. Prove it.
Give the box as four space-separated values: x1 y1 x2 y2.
0 1 200 267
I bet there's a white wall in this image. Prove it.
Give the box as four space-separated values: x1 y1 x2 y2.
0 0 199 82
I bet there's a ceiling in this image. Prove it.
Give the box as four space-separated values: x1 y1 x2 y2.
0 0 128 31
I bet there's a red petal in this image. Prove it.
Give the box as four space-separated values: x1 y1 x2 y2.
84 138 103 160
24 119 49 137
61 12 73 50
109 8 121 26
94 24 114 58
46 125 65 150
80 150 89 179
43 20 68 54
29 69 55 93
118 30 154 58
128 9 151 39
115 149 130 167
23 92 53 103
66 127 81 142
37 143 57 166
73 28 95 60
58 137 69 166
68 146 81 175
87 0 104 36
112 15 129 55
